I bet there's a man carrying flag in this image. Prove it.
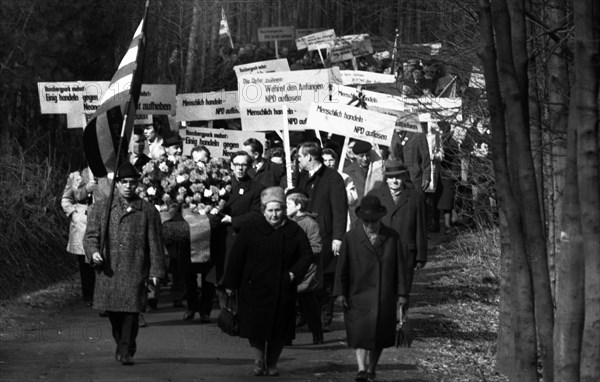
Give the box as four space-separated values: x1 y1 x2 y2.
82 1 165 366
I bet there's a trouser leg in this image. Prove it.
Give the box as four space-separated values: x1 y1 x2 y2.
298 292 322 333
108 311 124 348
118 312 139 357
319 273 335 327
198 266 215 317
184 270 200 312
76 255 95 302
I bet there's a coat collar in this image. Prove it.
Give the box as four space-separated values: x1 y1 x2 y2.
357 224 386 255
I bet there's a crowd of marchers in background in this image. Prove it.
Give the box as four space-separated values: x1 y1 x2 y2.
215 42 461 99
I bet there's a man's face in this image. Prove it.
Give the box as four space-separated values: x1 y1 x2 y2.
132 134 145 155
286 198 300 218
117 177 138 201
356 152 370 168
192 150 209 164
243 145 259 162
143 125 157 141
231 154 250 179
297 150 312 171
322 154 336 170
166 144 181 156
263 202 285 226
386 175 403 192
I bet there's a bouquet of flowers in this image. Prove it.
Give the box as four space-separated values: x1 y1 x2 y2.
136 154 231 215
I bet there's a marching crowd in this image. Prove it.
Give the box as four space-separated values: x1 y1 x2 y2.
60 100 464 381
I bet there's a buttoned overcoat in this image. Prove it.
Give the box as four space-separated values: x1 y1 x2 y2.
84 195 166 312
367 184 427 291
334 224 408 350
220 218 312 342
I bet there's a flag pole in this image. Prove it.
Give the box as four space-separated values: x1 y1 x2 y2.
98 1 150 266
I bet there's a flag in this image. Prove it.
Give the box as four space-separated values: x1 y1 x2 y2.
83 6 149 177
219 6 234 49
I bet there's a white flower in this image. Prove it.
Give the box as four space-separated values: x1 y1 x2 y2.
167 154 177 162
219 188 227 196
203 189 213 197
176 175 186 184
159 162 169 172
147 187 156 196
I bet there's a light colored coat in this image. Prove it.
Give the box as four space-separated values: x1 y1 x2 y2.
84 195 166 312
61 170 90 255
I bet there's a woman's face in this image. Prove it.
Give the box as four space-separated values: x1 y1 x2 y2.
263 202 285 227
144 125 157 141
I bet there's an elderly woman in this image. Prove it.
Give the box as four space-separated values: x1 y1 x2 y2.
334 195 409 382
221 187 313 377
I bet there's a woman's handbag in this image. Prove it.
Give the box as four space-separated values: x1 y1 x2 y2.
217 293 239 336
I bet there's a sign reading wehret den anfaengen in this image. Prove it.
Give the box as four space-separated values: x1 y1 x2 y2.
307 103 396 146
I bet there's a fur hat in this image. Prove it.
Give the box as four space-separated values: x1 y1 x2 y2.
355 195 387 220
261 187 286 205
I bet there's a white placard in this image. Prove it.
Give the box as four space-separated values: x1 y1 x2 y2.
339 70 396 85
257 26 295 42
296 29 336 51
238 68 341 132
182 127 265 159
307 103 396 146
137 84 176 115
176 91 239 121
233 58 290 78
38 81 111 115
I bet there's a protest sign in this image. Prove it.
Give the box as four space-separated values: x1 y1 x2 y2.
296 28 325 38
134 114 152 125
307 103 396 146
416 42 442 55
238 68 341 131
137 84 176 115
329 34 373 63
176 91 239 121
182 126 265 159
339 70 396 85
296 29 336 51
233 58 290 77
38 81 111 116
257 26 295 42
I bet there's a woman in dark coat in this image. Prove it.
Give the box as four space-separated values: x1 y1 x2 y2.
334 195 409 382
220 187 312 377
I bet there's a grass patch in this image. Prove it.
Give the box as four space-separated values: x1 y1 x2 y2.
411 228 508 382
0 150 76 299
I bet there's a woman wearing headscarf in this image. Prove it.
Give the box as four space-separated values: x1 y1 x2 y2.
220 187 312 377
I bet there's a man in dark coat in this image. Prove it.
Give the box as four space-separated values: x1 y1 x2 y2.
334 195 408 382
210 151 264 296
367 159 427 294
221 187 312 377
243 138 284 187
84 162 166 366
295 142 347 331
129 128 151 172
390 129 431 191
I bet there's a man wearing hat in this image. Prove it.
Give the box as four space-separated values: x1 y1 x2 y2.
334 195 409 382
343 140 385 225
367 159 427 295
84 162 166 365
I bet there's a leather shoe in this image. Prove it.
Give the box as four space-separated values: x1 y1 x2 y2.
183 311 195 321
266 367 279 376
355 370 368 382
121 354 134 365
114 352 122 362
253 360 264 376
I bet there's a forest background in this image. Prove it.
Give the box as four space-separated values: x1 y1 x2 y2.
0 1 598 382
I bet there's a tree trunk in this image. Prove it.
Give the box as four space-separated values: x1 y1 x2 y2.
491 1 554 380
478 1 538 380
553 83 585 382
182 0 201 93
574 2 600 381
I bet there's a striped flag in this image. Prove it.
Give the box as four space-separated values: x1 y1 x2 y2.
219 6 234 49
83 6 148 177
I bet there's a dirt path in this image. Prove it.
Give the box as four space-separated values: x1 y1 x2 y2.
0 235 452 382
